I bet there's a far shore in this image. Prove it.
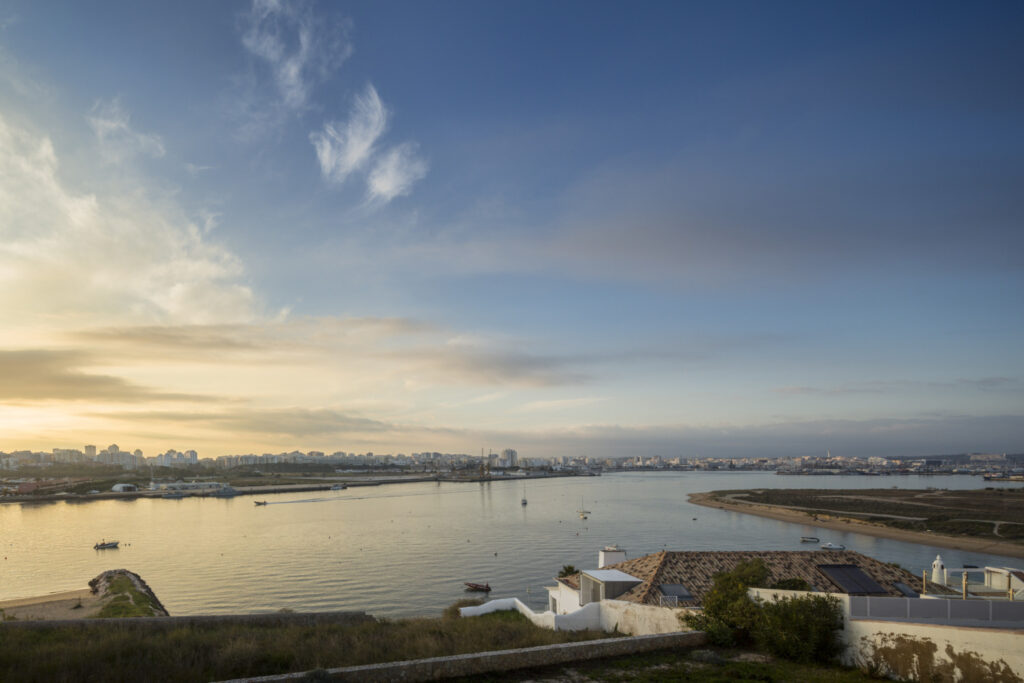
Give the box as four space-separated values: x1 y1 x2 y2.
688 491 1024 560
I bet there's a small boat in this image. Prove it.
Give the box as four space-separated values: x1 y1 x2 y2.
211 486 238 498
800 536 819 543
820 542 845 550
254 500 268 506
521 482 527 506
331 484 348 490
93 540 119 550
464 582 491 592
577 497 590 520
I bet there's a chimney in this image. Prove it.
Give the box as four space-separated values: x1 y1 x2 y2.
599 545 626 568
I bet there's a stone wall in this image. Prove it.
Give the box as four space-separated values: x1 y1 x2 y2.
218 631 706 682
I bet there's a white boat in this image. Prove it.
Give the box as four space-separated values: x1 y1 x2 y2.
331 484 348 490
820 542 845 550
577 497 590 520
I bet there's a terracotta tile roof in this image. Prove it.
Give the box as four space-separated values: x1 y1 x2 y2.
597 550 945 607
555 575 580 590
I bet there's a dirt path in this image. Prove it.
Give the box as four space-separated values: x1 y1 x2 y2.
688 491 1024 559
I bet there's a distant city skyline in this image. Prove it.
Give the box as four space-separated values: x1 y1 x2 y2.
1 1 1022 459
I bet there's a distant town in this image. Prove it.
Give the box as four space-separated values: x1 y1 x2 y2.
2 443 1023 497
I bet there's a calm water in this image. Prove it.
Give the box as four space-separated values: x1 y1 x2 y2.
1 472 1021 617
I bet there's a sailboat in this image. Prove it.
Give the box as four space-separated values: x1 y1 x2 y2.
577 497 591 520
521 482 527 506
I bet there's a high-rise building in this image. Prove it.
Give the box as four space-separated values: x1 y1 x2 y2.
84 445 97 458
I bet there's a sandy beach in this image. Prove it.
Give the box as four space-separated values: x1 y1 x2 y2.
0 588 102 620
688 491 1024 560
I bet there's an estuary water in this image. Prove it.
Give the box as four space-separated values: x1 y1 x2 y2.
1 472 1021 618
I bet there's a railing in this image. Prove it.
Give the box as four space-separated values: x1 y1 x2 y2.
849 596 1024 624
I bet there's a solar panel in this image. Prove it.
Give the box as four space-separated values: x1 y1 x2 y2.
659 583 693 599
817 564 887 595
893 582 918 597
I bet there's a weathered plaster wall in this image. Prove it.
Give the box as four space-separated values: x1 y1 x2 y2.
748 587 1024 682
598 599 689 636
848 621 1023 683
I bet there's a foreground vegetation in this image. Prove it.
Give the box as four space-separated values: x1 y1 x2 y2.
455 648 878 682
0 603 604 682
710 487 1024 541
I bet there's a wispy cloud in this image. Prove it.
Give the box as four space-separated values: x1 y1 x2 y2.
310 83 387 184
367 142 428 202
87 98 165 163
0 350 209 403
0 114 256 326
240 0 351 111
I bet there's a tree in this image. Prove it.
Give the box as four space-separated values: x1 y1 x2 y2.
558 565 578 578
754 594 843 663
683 559 768 646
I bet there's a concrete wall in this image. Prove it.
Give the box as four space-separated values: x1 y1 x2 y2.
598 599 688 636
461 597 689 637
748 588 1024 682
848 621 1023 682
459 597 601 631
220 631 707 683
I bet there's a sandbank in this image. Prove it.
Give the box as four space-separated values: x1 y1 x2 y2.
0 588 101 620
688 491 1024 560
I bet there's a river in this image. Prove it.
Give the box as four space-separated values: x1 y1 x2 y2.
1 472 1021 617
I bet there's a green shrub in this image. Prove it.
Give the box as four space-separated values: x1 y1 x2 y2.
683 559 768 646
754 594 843 664
770 578 811 591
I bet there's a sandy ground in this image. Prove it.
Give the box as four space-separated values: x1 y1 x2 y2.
688 491 1024 560
0 588 103 620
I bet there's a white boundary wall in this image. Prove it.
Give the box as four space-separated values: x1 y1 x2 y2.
460 598 688 636
749 588 1024 680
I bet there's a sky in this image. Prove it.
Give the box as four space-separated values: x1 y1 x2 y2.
1 0 1022 460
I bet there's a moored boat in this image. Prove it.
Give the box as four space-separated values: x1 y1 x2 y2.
254 500 268 506
820 542 845 550
800 536 819 543
93 540 119 550
464 582 491 592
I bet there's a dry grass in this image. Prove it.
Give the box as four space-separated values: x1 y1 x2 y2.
0 606 606 682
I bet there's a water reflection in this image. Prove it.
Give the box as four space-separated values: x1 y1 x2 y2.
0 472 1020 617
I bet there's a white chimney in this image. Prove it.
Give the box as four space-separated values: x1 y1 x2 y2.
599 545 626 567
931 554 945 584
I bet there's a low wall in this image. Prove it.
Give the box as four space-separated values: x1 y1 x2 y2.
748 588 1024 682
219 631 707 683
599 599 688 636
0 611 374 631
459 597 602 631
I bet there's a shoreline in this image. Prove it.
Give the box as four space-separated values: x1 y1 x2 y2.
688 491 1024 560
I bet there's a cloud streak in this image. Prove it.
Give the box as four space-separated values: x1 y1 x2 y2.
240 0 351 111
368 142 428 202
87 98 165 163
0 114 256 326
310 84 387 184
0 350 209 403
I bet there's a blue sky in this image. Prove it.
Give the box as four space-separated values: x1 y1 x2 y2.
1 0 1022 459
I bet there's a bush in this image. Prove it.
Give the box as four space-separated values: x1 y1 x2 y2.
754 594 843 664
683 559 843 664
683 559 768 646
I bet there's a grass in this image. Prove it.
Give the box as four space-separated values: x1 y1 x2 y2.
0 606 607 682
452 648 878 682
94 576 163 619
710 487 1024 545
